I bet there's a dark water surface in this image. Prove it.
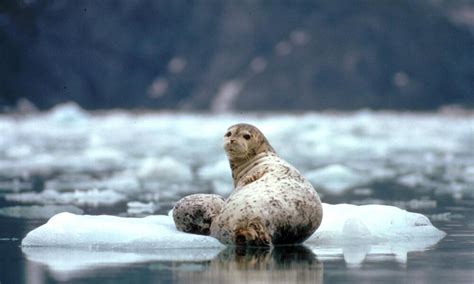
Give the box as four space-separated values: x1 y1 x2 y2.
0 199 472 284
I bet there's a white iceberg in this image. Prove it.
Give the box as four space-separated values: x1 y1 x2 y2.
137 156 193 183
0 205 83 219
22 203 445 249
44 172 140 193
20 203 447 279
306 203 445 244
197 159 232 184
126 201 159 215
46 102 89 125
1 110 472 200
305 165 368 195
6 188 126 207
22 212 224 249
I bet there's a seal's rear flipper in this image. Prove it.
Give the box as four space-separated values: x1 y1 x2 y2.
233 218 271 246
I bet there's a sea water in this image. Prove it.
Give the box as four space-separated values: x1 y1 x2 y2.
0 104 473 283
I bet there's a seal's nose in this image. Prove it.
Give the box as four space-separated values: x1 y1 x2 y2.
230 139 235 144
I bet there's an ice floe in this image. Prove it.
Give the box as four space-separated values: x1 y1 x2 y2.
305 165 369 195
197 160 233 195
137 156 193 183
0 205 83 219
46 102 90 125
22 203 445 249
22 212 223 249
305 203 445 244
1 104 472 201
21 203 447 278
126 201 159 215
6 189 126 207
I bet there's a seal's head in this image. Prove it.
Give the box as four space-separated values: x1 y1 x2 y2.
223 123 275 162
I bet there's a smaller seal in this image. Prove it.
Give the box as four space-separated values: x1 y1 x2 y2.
172 194 225 235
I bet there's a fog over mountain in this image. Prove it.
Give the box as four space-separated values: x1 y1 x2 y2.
1 0 473 111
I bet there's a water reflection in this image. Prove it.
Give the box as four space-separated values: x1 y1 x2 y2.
23 247 223 282
310 239 442 267
22 238 444 282
174 246 323 284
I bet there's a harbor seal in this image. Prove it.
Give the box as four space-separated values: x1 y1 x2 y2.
210 123 323 246
173 194 225 235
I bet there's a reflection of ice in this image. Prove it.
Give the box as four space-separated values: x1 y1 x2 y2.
310 239 435 266
24 247 222 281
23 239 444 283
23 246 321 283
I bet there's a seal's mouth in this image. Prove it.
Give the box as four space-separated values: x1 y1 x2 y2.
224 141 247 158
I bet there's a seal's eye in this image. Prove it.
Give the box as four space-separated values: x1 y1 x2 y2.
225 131 232 137
243 134 251 140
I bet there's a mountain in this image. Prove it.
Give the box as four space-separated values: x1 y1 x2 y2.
1 0 473 111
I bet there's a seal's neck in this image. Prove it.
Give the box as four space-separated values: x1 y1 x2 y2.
229 152 276 187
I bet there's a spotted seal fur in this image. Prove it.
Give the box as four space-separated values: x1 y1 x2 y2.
210 123 323 246
173 194 225 235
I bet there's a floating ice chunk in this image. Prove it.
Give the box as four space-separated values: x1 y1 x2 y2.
83 147 126 166
210 180 233 196
305 165 368 195
22 203 444 249
127 201 159 215
397 173 432 188
137 157 192 183
463 166 474 184
44 172 139 193
392 199 437 210
197 160 233 195
5 144 33 158
102 172 141 193
47 102 89 124
0 205 83 219
428 212 464 222
197 160 231 183
22 212 224 249
20 204 446 275
0 179 32 192
6 189 126 207
307 203 446 244
352 188 373 196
